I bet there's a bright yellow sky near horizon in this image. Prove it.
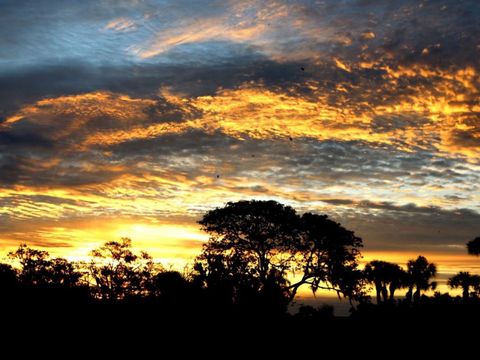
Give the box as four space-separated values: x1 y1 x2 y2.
1 218 477 299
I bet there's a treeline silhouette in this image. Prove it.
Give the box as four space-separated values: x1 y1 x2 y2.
2 200 480 327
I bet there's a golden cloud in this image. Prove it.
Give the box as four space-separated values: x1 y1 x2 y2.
2 62 478 256
5 63 479 162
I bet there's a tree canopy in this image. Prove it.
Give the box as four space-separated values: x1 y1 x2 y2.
88 237 158 300
406 256 437 303
8 244 82 288
467 237 480 256
448 272 480 300
196 200 364 306
364 260 408 303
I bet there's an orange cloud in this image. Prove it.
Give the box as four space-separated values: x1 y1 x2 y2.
131 0 340 61
104 18 136 32
3 92 156 140
6 62 479 163
360 31 376 40
135 19 267 59
131 0 288 59
2 62 478 266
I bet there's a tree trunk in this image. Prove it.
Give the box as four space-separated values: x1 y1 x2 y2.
406 286 413 302
413 287 421 303
389 284 396 302
381 286 388 303
375 283 382 304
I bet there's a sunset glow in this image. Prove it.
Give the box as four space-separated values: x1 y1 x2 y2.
1 0 479 301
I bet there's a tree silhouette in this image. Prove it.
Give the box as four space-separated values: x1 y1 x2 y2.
406 256 437 303
197 200 363 309
152 271 187 295
8 244 82 288
467 237 480 256
8 244 50 286
388 265 409 302
364 260 408 303
295 212 364 303
448 271 480 301
88 238 158 300
193 245 269 310
47 258 83 288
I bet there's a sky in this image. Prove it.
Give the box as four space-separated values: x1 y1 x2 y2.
0 0 479 294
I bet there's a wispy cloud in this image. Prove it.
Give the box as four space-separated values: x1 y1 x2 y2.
104 18 137 32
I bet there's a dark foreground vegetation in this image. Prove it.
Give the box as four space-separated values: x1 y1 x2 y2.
1 200 480 336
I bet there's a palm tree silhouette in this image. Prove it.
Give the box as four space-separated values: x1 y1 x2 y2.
364 261 387 303
448 271 480 301
387 265 409 302
406 256 437 303
364 260 408 303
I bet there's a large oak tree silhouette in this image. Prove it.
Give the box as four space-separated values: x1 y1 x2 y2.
195 199 364 309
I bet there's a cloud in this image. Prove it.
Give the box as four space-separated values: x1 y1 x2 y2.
4 64 479 166
2 71 479 200
339 201 480 251
0 0 479 260
104 18 136 32
131 0 288 59
132 17 267 59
